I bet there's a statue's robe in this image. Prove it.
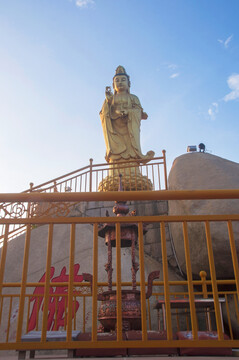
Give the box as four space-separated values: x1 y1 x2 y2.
100 94 147 163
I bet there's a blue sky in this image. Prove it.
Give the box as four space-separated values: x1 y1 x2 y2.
0 0 239 192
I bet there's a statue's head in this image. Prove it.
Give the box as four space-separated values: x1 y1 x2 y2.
113 66 131 93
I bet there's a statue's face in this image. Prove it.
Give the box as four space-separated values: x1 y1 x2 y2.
113 75 129 93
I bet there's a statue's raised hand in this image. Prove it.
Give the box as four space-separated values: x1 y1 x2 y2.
105 86 113 102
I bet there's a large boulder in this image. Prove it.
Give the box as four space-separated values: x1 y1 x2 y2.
168 152 239 279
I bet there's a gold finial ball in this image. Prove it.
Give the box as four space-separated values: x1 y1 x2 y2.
199 270 207 278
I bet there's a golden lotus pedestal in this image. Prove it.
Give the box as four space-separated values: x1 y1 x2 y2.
99 173 153 191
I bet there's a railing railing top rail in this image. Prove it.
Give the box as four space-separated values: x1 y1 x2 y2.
0 151 167 241
1 188 239 204
21 150 167 193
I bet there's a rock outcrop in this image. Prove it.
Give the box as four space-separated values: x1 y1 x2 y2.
168 152 239 279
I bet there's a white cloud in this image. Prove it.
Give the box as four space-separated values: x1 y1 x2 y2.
170 73 179 79
218 34 233 48
168 63 178 70
76 0 95 8
224 74 239 102
208 102 218 120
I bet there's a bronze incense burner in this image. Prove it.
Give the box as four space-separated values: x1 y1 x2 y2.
97 175 159 332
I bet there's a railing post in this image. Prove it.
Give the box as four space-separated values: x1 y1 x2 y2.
138 222 147 341
16 225 31 341
116 223 123 341
160 221 172 339
199 270 212 331
92 223 98 341
0 225 9 318
204 221 223 339
227 220 239 301
89 158 93 192
162 150 168 190
28 182 34 217
200 271 208 298
54 181 58 193
182 222 198 339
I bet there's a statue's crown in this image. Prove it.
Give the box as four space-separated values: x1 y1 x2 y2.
114 65 128 78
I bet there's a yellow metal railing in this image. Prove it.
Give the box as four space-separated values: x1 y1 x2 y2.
0 152 167 243
0 190 239 353
1 280 238 340
23 151 167 193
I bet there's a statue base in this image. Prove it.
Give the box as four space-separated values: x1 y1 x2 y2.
98 173 153 191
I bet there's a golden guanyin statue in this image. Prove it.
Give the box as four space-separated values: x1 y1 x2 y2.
99 66 155 191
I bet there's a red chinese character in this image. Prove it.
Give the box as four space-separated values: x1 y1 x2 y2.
28 264 83 331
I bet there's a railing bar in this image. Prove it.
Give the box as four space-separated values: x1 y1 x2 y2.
157 164 160 190
146 165 149 191
204 221 224 340
233 294 239 324
134 165 137 191
160 221 172 339
67 223 75 341
26 296 31 333
227 220 239 301
116 222 122 341
152 164 155 188
54 298 58 330
0 297 3 327
123 167 126 191
140 165 143 190
101 170 104 184
182 222 198 339
6 296 13 343
138 222 147 341
64 296 67 330
225 294 233 339
175 308 180 331
16 224 31 342
162 150 168 190
89 156 164 169
73 295 76 330
199 271 211 330
75 177 77 192
80 175 82 192
0 225 9 298
147 298 151 330
107 168 109 189
92 223 98 341
41 224 54 342
85 174 87 193
83 296 86 333
3 190 239 204
36 296 40 331
130 165 133 191
96 171 98 193
89 159 93 192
